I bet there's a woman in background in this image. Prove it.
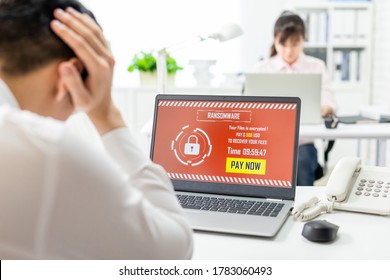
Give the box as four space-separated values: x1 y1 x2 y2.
254 11 337 186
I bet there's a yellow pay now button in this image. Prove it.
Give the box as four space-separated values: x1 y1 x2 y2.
226 157 266 175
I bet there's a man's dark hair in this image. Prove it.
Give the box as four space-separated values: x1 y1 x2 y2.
0 0 98 76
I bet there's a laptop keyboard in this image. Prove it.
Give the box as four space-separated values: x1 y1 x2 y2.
177 194 284 217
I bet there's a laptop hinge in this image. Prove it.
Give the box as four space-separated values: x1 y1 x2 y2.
266 198 283 202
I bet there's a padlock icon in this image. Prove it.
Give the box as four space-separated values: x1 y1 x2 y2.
184 135 200 155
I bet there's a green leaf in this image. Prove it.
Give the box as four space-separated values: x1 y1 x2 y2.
128 51 183 73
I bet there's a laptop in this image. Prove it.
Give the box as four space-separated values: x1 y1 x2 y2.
150 94 301 237
244 73 321 124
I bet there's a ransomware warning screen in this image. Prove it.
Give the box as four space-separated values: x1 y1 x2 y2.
152 99 298 188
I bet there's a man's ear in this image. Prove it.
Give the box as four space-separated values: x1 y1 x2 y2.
69 58 88 80
55 62 68 103
55 58 84 103
71 58 84 74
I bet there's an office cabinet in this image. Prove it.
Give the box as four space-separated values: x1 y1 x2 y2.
292 1 374 114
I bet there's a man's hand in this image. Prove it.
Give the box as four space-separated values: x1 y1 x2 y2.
50 7 125 135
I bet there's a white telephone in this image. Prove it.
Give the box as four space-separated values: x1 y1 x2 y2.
292 156 390 221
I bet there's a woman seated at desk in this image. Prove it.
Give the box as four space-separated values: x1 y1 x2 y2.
253 11 337 186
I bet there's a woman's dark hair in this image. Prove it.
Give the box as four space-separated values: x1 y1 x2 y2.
0 0 98 76
270 11 306 57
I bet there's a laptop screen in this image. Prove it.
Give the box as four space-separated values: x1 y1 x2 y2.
150 95 300 200
244 73 322 125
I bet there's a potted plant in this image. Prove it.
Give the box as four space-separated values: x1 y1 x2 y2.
127 51 183 86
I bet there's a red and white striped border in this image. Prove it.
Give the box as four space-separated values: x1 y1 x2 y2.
168 173 292 187
159 101 296 110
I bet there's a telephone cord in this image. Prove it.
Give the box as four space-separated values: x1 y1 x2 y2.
292 197 336 221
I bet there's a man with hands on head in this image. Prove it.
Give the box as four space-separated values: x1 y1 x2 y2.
0 0 193 259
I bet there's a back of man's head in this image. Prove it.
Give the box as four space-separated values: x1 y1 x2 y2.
0 0 97 76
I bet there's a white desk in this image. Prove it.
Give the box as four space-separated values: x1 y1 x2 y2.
192 186 390 260
300 123 390 166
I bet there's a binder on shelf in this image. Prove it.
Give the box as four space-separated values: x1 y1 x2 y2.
331 8 369 45
333 50 365 82
308 12 318 44
331 9 344 45
349 50 358 82
333 49 367 82
299 12 309 41
341 51 350 81
358 50 366 82
302 11 328 44
318 12 328 44
333 50 343 82
356 9 370 44
342 9 356 44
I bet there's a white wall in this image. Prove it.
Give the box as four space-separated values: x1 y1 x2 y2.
239 0 295 70
82 0 243 87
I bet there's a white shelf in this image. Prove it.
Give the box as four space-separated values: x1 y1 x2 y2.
304 43 328 48
330 2 372 10
331 44 368 49
294 1 372 10
331 81 370 91
305 44 367 49
294 1 373 96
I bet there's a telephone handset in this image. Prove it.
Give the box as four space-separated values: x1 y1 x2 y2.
325 157 361 202
292 157 390 221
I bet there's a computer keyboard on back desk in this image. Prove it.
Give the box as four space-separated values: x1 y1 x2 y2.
176 194 284 217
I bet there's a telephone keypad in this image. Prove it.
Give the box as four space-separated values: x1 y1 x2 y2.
355 178 390 199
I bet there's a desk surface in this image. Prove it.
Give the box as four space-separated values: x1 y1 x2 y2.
300 123 390 139
300 123 390 166
192 187 390 260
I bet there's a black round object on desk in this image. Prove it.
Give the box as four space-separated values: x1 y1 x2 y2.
302 220 339 242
